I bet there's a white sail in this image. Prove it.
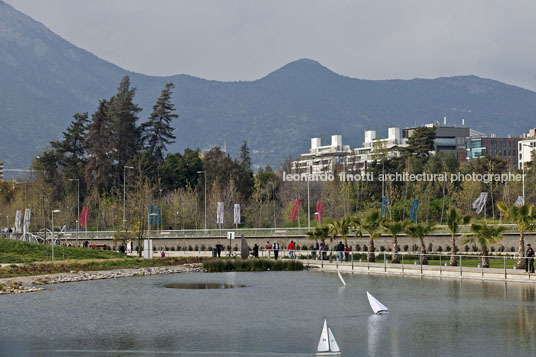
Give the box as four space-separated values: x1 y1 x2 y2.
367 291 389 314
327 326 340 352
317 319 330 352
337 271 346 286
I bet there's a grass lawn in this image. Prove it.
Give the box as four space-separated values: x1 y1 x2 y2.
0 257 205 279
0 239 122 263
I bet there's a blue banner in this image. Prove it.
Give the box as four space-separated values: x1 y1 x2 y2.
381 196 389 217
409 199 419 221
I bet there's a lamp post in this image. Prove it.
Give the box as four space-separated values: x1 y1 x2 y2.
197 170 207 230
68 178 79 246
51 209 61 261
123 166 134 226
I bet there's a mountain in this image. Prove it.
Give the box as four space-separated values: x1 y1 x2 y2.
1 0 536 170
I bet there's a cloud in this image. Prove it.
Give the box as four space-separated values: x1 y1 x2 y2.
5 0 536 90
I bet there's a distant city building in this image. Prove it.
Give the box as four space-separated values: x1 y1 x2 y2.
0 162 3 182
518 129 536 170
466 136 521 170
292 128 407 174
402 118 472 162
292 119 530 176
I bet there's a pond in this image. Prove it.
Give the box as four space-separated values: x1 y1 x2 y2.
1 271 535 356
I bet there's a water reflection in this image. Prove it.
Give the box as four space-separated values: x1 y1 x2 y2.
367 314 388 357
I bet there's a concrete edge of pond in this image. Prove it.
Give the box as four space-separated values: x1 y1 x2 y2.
308 261 536 284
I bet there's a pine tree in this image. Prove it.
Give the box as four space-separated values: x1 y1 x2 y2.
51 112 89 178
240 141 252 171
84 100 113 193
140 82 178 163
406 127 436 157
108 76 142 170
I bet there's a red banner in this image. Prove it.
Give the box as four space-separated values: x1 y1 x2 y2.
315 201 324 223
80 206 89 227
289 199 301 222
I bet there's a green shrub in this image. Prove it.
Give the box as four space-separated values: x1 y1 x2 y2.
203 258 304 272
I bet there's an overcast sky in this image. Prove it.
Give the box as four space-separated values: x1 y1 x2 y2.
5 0 536 90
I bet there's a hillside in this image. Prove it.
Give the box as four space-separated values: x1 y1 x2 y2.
1 0 536 170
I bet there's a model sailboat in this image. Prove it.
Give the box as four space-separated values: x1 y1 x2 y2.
337 271 346 286
316 319 341 356
366 291 389 314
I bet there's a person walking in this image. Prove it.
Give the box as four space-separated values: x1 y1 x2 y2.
252 243 259 258
273 241 280 260
216 241 223 258
344 245 350 262
526 244 535 273
320 242 327 261
336 241 344 262
265 240 272 258
288 240 296 259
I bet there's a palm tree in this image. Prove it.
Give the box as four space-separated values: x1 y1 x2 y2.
305 225 330 244
445 208 471 266
405 222 434 265
463 222 506 268
361 210 383 262
382 220 409 263
497 202 536 269
328 216 352 246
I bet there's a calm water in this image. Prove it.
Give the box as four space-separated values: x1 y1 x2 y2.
1 271 535 356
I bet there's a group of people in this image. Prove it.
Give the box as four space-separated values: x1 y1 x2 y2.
264 241 282 259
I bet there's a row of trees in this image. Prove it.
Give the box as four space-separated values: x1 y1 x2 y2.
306 203 536 269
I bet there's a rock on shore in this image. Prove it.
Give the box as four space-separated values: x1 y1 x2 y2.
0 263 205 295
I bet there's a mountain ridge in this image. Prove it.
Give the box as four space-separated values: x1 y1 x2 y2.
1 0 536 169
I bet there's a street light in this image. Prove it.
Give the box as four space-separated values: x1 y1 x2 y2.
51 209 61 261
68 178 79 246
197 170 207 230
123 166 134 225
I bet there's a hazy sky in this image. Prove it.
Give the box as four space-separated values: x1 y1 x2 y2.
5 0 536 90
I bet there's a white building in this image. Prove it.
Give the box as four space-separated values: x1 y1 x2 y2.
518 129 536 170
292 128 407 175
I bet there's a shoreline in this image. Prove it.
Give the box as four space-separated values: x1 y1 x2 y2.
0 263 205 295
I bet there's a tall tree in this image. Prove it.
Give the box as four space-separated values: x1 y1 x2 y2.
51 112 89 167
359 210 383 262
382 220 409 263
463 222 506 268
445 208 471 266
141 82 178 164
240 141 252 171
405 222 435 265
84 100 113 193
406 126 436 157
108 76 142 178
497 202 536 269
329 216 352 246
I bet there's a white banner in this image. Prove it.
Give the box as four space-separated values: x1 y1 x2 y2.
234 204 241 225
472 192 488 214
23 209 31 234
143 239 153 259
217 202 224 224
15 210 22 233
